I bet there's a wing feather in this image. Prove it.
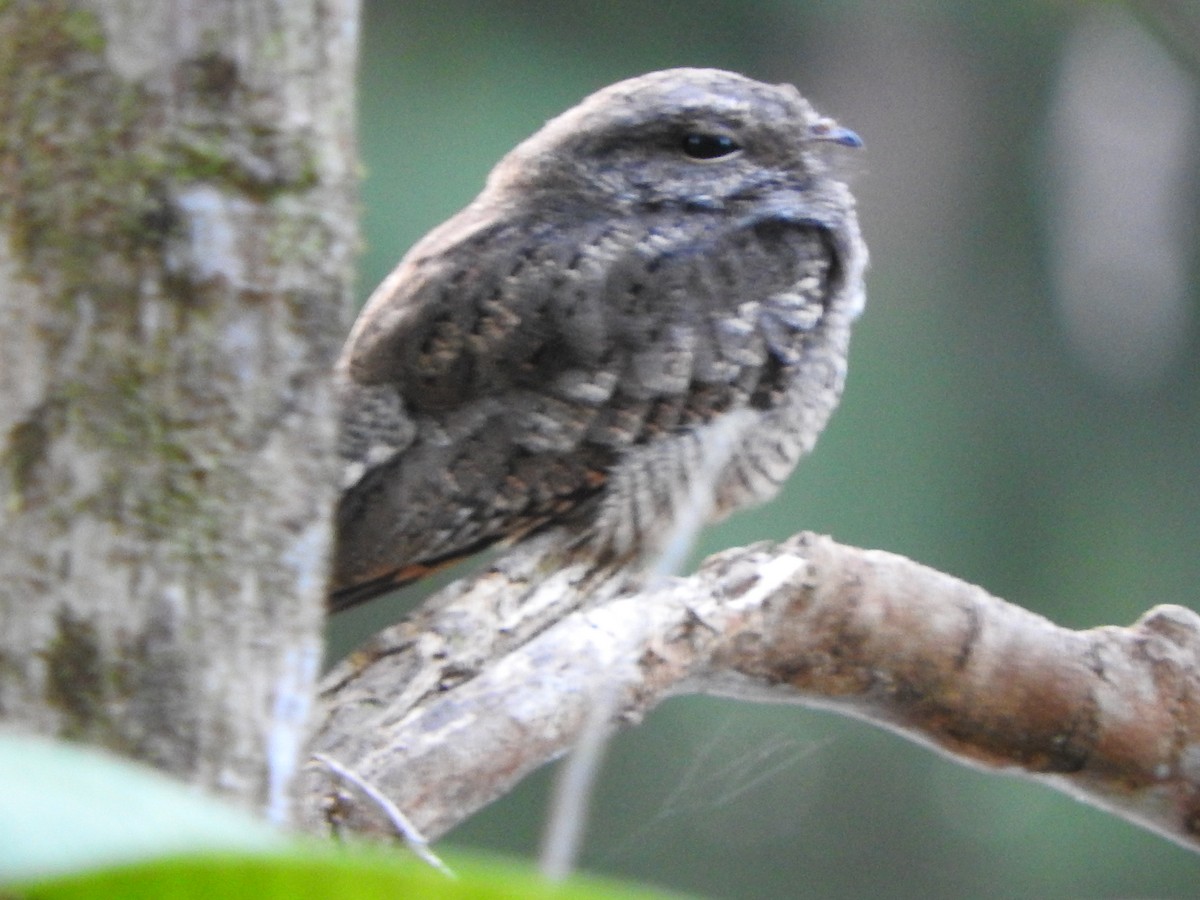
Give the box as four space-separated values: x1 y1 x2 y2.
330 203 836 610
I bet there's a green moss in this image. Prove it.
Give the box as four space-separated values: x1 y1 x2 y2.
0 2 319 301
52 346 225 558
0 1 324 564
60 7 103 53
174 135 320 199
0 1 163 311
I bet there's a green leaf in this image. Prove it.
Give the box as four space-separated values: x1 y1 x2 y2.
0 732 285 882
8 851 684 900
0 733 685 898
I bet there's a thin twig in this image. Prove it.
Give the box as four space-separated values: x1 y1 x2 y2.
310 752 454 877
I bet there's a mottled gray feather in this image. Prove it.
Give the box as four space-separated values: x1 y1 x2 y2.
330 68 866 611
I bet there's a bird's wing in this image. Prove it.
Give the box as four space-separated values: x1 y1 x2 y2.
329 203 836 610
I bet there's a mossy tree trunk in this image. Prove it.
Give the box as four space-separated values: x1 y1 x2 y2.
0 0 358 820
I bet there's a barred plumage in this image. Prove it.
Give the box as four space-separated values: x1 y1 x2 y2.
330 68 867 611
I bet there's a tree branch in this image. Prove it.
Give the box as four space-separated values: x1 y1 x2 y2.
302 531 1200 853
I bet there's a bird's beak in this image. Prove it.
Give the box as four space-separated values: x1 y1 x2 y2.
808 117 863 148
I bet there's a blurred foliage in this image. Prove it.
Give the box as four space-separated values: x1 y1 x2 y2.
12 852 677 900
346 1 1200 897
0 733 674 900
0 732 284 883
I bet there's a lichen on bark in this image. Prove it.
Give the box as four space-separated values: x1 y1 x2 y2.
0 0 359 817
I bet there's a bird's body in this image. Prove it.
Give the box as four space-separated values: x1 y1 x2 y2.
330 68 867 611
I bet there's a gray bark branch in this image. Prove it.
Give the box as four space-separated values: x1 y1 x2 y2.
302 531 1200 854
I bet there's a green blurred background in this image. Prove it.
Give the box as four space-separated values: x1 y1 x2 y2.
339 2 1200 896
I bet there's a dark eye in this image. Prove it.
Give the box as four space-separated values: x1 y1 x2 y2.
680 132 741 160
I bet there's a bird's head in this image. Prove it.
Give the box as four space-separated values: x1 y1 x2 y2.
486 68 862 214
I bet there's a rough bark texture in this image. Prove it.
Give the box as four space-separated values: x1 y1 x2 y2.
302 531 1200 854
0 0 359 819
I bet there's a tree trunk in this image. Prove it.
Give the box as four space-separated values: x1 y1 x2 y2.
0 0 358 820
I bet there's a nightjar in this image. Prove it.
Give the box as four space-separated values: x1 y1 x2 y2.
330 68 867 611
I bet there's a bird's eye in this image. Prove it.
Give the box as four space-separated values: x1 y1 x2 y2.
680 132 741 160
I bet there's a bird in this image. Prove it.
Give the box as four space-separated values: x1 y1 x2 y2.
329 67 867 612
